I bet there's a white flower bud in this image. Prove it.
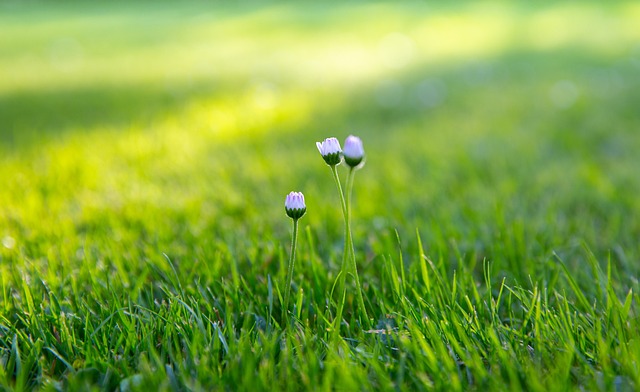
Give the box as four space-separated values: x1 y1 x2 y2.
285 192 306 220
316 137 342 166
343 135 365 168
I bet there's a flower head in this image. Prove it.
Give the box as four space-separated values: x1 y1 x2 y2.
343 135 365 168
316 137 342 166
285 191 306 220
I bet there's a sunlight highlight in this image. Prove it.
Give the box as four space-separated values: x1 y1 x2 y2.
2 3 638 97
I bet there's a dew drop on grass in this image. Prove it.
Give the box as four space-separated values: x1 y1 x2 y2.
2 236 15 249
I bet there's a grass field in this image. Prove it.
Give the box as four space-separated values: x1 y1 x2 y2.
1 1 640 390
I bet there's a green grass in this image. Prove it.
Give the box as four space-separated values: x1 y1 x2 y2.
1 1 640 390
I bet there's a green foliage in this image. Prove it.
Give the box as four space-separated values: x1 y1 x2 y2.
1 1 639 390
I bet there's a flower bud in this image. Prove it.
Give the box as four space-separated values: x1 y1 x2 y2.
285 191 306 220
343 135 364 168
316 137 342 166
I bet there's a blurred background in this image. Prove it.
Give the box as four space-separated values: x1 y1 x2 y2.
1 1 639 286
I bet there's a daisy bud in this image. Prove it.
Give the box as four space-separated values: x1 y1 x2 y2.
343 135 365 168
316 137 342 166
285 191 306 220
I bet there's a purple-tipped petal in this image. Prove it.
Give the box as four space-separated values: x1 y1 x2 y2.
316 137 343 166
326 137 342 154
285 191 307 220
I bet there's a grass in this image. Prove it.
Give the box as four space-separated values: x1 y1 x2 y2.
1 1 640 390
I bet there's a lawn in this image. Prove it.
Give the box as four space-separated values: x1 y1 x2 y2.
1 1 640 390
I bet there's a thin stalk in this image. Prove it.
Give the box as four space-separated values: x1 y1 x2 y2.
283 218 299 327
330 165 349 337
346 167 370 329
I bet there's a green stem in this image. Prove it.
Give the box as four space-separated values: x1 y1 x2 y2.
330 165 348 229
283 218 299 327
330 165 349 337
346 168 370 329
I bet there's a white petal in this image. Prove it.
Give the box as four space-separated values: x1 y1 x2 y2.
325 137 341 154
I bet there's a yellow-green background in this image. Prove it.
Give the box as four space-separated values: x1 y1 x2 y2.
1 1 640 390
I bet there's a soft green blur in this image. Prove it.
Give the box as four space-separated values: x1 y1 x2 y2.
2 1 640 284
2 1 640 389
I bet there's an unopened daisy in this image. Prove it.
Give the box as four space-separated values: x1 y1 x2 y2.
343 135 365 169
282 191 306 326
317 135 371 332
316 137 342 166
285 191 306 220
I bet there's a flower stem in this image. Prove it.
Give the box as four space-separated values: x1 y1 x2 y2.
283 218 299 327
330 165 349 337
346 167 370 329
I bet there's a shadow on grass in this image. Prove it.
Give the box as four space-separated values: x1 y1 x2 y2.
1 46 638 146
0 81 228 146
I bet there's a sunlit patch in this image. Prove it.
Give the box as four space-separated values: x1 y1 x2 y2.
302 44 374 86
525 4 639 54
251 81 279 110
2 3 639 97
378 32 415 70
48 37 84 73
